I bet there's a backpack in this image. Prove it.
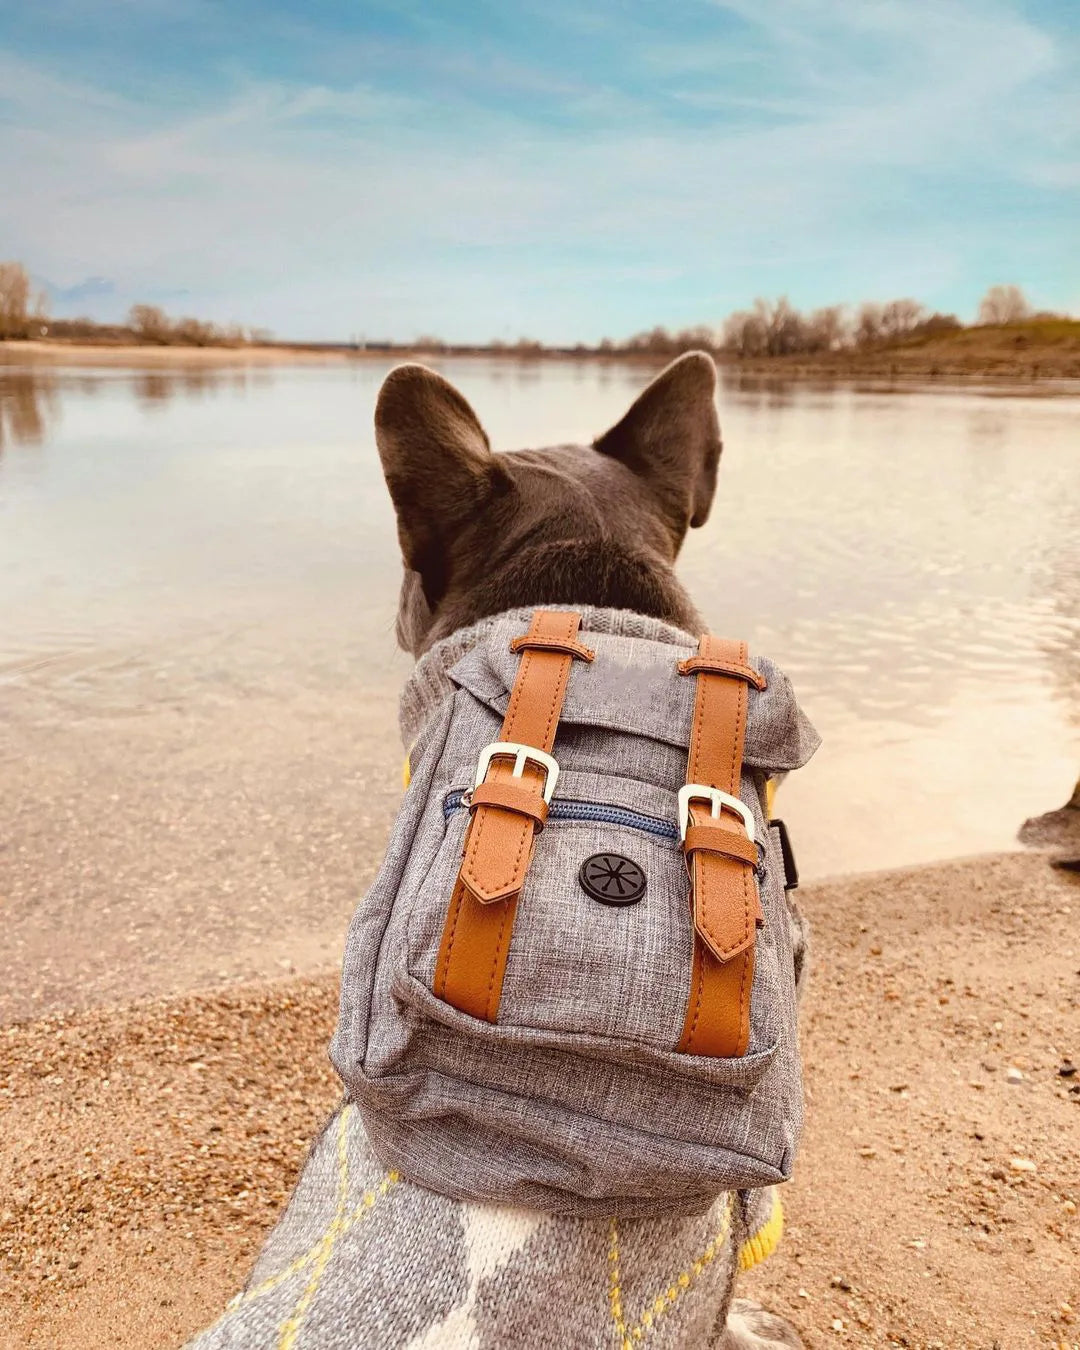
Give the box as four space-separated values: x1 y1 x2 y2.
331 608 819 1217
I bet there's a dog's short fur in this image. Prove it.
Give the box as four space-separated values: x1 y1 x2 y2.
190 354 803 1349
376 352 720 654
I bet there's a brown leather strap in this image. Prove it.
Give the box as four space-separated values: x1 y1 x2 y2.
509 633 596 662
676 654 766 689
468 780 549 831
434 610 582 1021
683 823 758 870
677 635 761 1057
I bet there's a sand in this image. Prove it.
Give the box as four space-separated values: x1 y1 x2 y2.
1 340 356 367
2 851 1078 1349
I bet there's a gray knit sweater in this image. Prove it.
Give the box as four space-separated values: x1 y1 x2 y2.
187 608 796 1349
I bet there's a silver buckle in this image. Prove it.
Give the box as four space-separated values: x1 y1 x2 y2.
677 784 755 844
474 742 560 804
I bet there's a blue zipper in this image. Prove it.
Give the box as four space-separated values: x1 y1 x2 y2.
443 789 679 842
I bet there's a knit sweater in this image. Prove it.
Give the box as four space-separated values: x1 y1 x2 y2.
187 607 795 1350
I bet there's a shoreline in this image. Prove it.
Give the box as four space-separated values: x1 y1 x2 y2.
0 339 358 367
3 849 1077 1348
4 337 1079 383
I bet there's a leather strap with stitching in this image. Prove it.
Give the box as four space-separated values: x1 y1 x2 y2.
433 610 588 1021
677 635 763 1058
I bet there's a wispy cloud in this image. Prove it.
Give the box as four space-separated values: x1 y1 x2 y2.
1 0 1076 339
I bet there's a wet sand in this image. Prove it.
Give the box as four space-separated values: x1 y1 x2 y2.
2 852 1077 1349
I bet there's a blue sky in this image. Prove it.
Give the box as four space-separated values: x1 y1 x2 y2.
1 0 1077 342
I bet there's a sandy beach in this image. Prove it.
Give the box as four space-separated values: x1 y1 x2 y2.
2 851 1077 1349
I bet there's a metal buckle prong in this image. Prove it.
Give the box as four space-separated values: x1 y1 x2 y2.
474 742 560 805
677 784 755 845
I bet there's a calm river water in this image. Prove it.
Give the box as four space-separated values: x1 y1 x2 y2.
1 354 1077 1018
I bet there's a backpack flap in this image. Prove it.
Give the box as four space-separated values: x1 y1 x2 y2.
449 614 820 773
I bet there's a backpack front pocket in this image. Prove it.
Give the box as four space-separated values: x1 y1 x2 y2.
405 769 779 1060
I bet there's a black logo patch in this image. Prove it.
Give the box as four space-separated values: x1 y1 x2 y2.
579 853 646 906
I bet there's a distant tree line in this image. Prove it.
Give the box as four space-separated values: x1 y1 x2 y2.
622 285 1046 360
0 260 1063 356
417 285 1055 360
125 304 272 347
0 262 271 346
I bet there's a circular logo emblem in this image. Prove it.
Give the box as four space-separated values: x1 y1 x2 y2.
579 853 647 906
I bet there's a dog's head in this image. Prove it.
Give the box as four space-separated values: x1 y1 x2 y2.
375 352 722 654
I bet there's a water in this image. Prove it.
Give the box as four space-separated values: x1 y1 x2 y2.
2 354 1078 1018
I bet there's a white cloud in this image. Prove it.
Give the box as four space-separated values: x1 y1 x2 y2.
0 0 1074 339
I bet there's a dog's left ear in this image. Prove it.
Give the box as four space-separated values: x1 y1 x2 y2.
593 351 721 542
374 363 501 605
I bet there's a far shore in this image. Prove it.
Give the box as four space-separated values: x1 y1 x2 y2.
4 324 1080 382
1 339 358 367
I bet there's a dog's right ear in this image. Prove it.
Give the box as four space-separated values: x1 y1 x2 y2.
375 364 500 603
593 351 721 546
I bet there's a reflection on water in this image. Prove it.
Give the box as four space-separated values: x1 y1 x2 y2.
1 355 1078 883
131 365 272 410
0 359 274 447
0 365 59 452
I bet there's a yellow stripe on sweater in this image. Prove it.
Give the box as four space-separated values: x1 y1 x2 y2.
737 1192 784 1272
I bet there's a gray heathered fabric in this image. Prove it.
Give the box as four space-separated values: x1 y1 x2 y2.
188 607 814 1348
331 609 819 1216
399 606 703 750
187 1102 751 1350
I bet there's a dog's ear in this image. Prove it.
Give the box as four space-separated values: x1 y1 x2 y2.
593 351 721 541
375 364 500 602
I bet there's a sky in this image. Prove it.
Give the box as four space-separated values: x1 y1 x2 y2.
1 0 1077 343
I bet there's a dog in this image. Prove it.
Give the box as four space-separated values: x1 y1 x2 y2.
189 352 806 1349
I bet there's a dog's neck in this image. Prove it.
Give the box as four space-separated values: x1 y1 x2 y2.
398 604 696 748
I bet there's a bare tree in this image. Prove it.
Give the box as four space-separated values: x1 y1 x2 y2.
977 284 1032 325
128 304 172 344
172 316 220 346
671 324 719 352
879 299 927 339
0 262 48 340
854 302 885 348
722 307 767 357
759 297 802 355
724 299 837 357
804 305 848 352
631 326 676 355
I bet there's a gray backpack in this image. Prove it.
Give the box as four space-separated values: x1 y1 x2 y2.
331 608 819 1217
